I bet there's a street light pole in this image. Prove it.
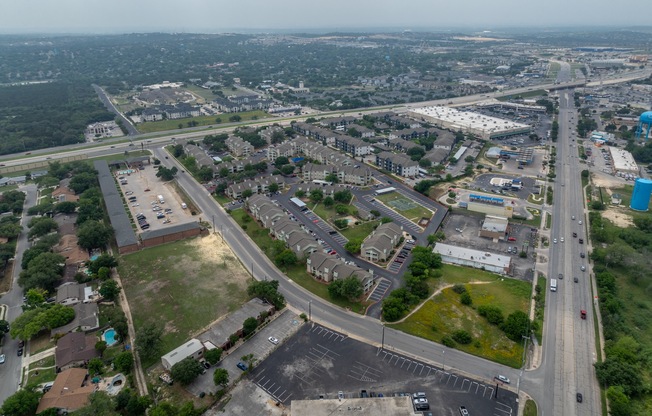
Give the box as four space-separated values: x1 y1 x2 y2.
442 349 446 371
381 326 385 350
308 301 312 321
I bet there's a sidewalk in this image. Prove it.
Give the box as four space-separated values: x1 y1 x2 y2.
22 346 56 367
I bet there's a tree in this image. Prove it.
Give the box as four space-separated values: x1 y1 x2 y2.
87 254 118 275
295 190 306 198
73 391 119 416
95 340 108 356
213 368 229 388
19 252 66 292
501 311 531 342
99 280 120 301
310 189 323 203
335 204 348 215
242 317 259 337
69 171 98 194
242 189 254 199
171 357 203 385
54 201 78 214
274 156 289 167
344 239 362 254
333 190 352 203
280 165 295 175
268 183 279 193
0 319 9 334
333 219 348 229
240 353 258 370
197 166 214 182
1 386 41 416
204 348 223 365
77 220 112 250
88 357 104 375
247 280 285 310
274 249 297 268
478 305 504 325
0 221 22 239
328 276 363 301
136 322 164 361
156 166 178 181
606 386 631 416
27 217 58 239
113 351 134 373
229 115 242 122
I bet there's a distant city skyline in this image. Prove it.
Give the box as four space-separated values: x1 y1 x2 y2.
1 0 651 34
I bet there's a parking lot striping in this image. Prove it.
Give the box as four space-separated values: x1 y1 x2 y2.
348 361 383 382
310 325 347 342
495 402 513 414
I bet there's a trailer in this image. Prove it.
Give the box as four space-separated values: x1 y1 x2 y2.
157 194 165 204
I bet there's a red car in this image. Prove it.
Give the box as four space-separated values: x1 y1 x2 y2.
507 237 516 242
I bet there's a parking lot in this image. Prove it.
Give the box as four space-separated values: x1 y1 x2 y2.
248 324 517 415
471 173 541 200
186 309 304 396
442 213 537 278
115 160 197 233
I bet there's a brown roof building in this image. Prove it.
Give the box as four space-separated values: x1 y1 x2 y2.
36 368 95 414
55 332 100 371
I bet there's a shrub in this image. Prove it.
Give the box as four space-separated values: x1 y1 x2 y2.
460 292 472 306
441 336 456 348
452 330 472 345
452 284 466 294
478 305 505 326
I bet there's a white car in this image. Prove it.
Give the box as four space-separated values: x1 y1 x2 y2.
578 220 583 225
413 398 428 405
560 237 565 243
553 238 558 244
0 354 5 364
268 336 279 345
496 375 510 384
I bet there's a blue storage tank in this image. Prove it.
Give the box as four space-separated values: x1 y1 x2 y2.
630 178 652 211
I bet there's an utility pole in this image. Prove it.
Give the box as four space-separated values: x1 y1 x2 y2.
308 301 312 321
381 326 385 350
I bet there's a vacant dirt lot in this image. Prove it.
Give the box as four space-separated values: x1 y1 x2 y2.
119 233 252 360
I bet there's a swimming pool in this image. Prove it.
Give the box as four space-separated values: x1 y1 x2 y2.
103 328 118 346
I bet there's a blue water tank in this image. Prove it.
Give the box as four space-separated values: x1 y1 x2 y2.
641 111 652 125
630 178 652 211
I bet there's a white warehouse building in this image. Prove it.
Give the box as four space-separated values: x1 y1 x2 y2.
433 243 511 275
161 338 204 371
608 147 639 174
408 106 531 140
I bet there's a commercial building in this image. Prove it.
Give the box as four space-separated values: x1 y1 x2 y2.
608 147 639 174
408 106 531 140
479 215 509 240
465 194 514 218
433 243 511 275
161 338 204 371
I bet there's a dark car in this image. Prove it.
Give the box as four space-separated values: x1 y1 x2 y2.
579 238 584 244
360 390 368 398
580 252 585 258
576 393 583 403
17 348 23 356
572 232 577 238
574 277 579 283
236 362 248 371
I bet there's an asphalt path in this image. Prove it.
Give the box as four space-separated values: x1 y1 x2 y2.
0 184 38 405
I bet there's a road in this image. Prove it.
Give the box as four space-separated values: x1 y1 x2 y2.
0 184 37 404
92 84 139 136
518 88 600 416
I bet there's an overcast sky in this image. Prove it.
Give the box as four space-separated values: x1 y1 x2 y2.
1 0 649 34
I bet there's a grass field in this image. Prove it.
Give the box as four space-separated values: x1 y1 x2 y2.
523 400 538 416
374 192 432 223
547 62 561 79
136 110 270 133
27 355 56 385
391 265 531 368
89 150 151 164
230 208 367 313
340 220 379 242
118 234 251 368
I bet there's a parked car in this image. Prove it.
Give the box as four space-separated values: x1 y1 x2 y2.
268 336 279 345
576 393 583 403
496 375 510 384
0 354 5 364
236 362 248 371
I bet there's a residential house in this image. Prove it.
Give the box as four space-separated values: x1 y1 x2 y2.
432 130 457 151
255 204 285 228
374 152 419 177
162 103 201 120
51 303 99 336
286 232 320 259
360 222 403 262
268 141 299 160
161 338 204 371
36 368 95 414
349 125 375 138
184 144 217 171
319 116 357 129
260 125 285 144
306 252 375 293
337 165 372 186
55 332 100 372
270 218 305 242
54 235 89 266
56 283 97 306
388 138 423 153
51 186 80 203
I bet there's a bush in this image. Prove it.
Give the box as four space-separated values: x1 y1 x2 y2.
441 336 456 348
460 292 472 306
478 305 505 326
204 348 223 365
452 330 472 345
451 284 466 294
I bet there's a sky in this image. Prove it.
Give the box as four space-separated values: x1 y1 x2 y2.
1 0 650 34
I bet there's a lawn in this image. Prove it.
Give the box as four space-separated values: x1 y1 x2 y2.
230 208 368 314
213 194 231 206
136 110 270 133
118 234 251 368
391 265 531 368
27 367 56 386
523 400 538 416
374 192 433 223
89 150 151 164
512 208 542 228
340 220 380 242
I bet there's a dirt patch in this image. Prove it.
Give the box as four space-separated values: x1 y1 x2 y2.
602 208 634 228
592 172 623 188
0 262 13 294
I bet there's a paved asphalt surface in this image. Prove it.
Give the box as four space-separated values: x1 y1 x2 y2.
92 84 139 136
0 185 37 404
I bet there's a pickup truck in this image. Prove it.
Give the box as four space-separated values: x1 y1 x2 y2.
580 310 587 320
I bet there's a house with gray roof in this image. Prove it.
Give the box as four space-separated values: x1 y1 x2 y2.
225 136 254 157
51 303 99 336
